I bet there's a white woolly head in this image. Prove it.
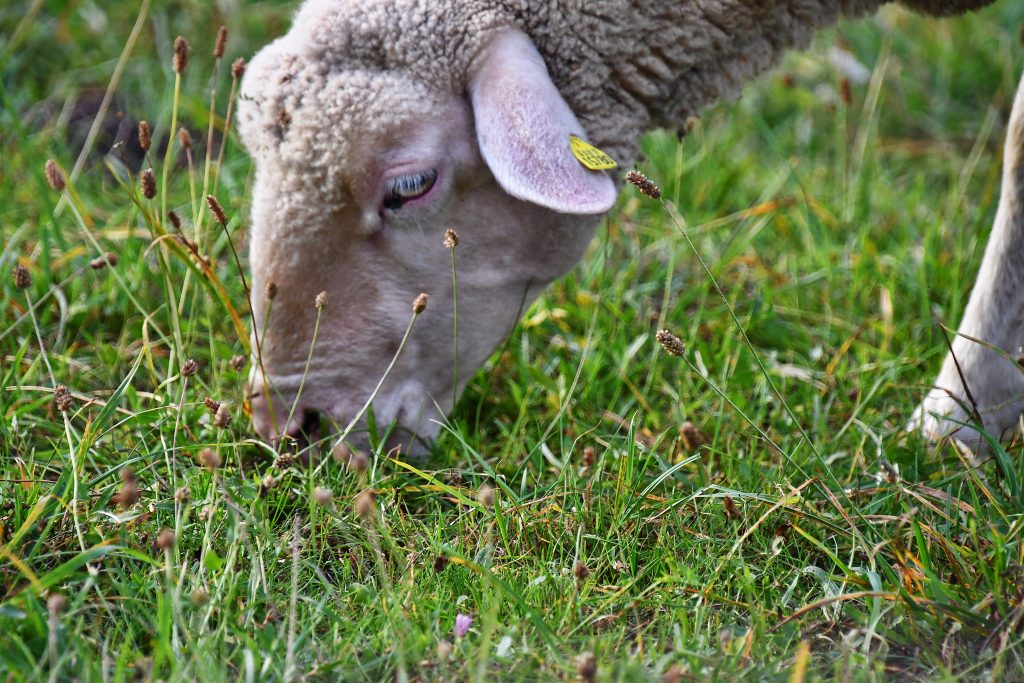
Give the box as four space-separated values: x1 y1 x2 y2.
236 3 615 453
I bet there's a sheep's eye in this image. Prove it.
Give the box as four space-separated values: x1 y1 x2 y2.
383 170 437 210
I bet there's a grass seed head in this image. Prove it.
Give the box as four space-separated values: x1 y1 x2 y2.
655 329 686 357
204 396 220 413
230 354 247 370
140 168 157 199
44 159 65 191
355 490 376 519
214 26 227 58
582 445 595 467
232 57 246 79
181 358 198 377
89 252 119 270
576 652 598 682
174 486 191 504
477 483 495 508
198 448 222 470
678 421 706 451
113 483 141 507
625 169 661 199
573 561 590 582
168 210 182 230
120 467 137 485
12 264 31 289
47 593 67 615
156 528 176 551
138 120 151 152
214 403 231 429
315 290 327 310
190 588 209 606
662 664 684 683
413 292 429 315
723 495 740 520
173 36 189 74
206 194 228 225
443 228 459 249
274 453 296 469
54 384 73 412
178 127 192 150
313 486 333 506
261 474 277 492
265 281 278 300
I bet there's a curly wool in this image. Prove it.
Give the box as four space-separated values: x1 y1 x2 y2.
239 0 994 171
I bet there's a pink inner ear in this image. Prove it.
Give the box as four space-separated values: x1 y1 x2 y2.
469 30 617 215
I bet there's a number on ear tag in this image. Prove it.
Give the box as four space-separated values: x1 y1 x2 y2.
569 135 618 171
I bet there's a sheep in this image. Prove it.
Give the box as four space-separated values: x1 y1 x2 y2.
236 0 1014 454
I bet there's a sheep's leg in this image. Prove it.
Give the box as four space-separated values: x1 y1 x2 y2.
911 72 1024 447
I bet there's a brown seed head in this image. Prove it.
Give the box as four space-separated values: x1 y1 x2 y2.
173 36 189 74
582 446 595 467
231 57 246 80
655 329 686 357
54 384 73 412
443 228 459 249
181 358 198 377
214 26 228 58
44 159 66 192
89 252 119 270
206 194 228 225
477 483 495 508
214 403 231 429
723 495 740 520
138 120 152 152
140 168 157 199
434 554 449 572
576 652 598 682
204 396 220 413
315 290 327 311
839 77 853 107
120 467 137 485
190 588 210 606
199 505 215 522
47 593 67 614
313 487 333 506
261 474 277 491
625 169 661 200
178 127 192 150
265 281 278 300
573 561 590 582
678 421 707 452
12 264 31 289
198 448 222 470
230 354 247 370
168 210 182 230
174 486 192 504
156 528 176 551
113 483 141 507
355 490 376 519
413 292 428 315
274 453 296 469
662 664 684 683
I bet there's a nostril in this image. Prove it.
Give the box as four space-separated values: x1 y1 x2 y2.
298 409 322 442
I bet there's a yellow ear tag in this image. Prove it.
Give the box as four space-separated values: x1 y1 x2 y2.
569 134 618 171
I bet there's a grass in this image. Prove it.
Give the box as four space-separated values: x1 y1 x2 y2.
2 1 1024 680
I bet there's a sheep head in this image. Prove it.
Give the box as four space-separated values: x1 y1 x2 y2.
237 10 616 453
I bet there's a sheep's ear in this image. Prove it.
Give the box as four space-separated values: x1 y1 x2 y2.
468 30 617 215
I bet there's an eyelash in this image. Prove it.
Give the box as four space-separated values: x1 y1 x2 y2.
383 170 438 210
